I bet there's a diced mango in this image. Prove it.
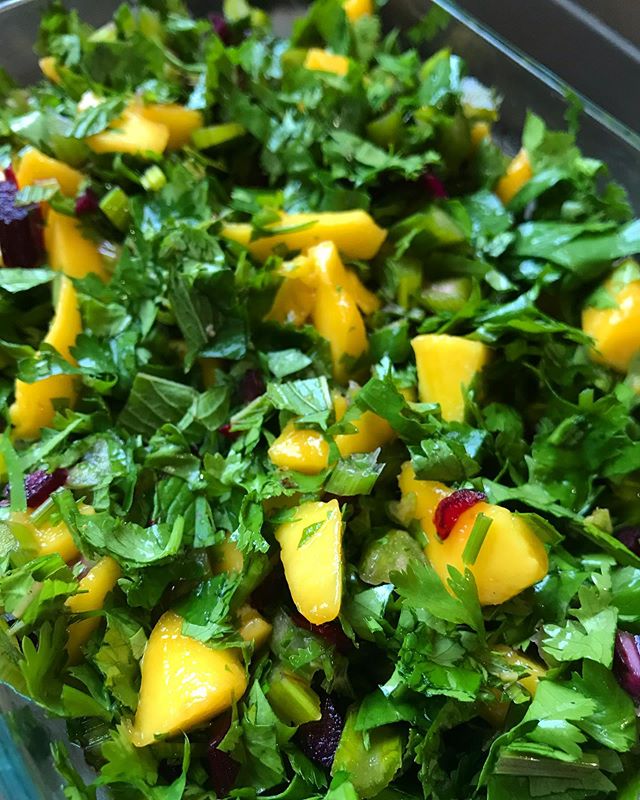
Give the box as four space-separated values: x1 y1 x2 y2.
334 397 394 457
304 48 350 77
268 421 330 474
582 265 640 372
237 604 272 649
211 536 244 574
222 210 387 261
137 103 204 150
39 56 61 84
496 148 532 204
132 611 248 746
494 645 545 698
344 0 373 21
412 334 490 422
10 509 80 562
397 461 450 539
87 109 169 156
275 499 343 624
425 501 548 605
313 282 367 382
45 209 108 280
11 277 80 440
470 121 491 149
265 256 318 326
308 241 380 314
16 148 83 198
66 556 122 663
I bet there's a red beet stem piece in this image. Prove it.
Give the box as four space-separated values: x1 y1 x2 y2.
422 171 448 199
218 423 240 441
296 692 344 769
207 712 239 796
75 188 99 216
616 526 640 557
433 489 486 540
25 468 68 508
239 369 265 403
209 12 232 45
4 165 18 186
291 611 351 654
0 181 44 268
614 630 640 699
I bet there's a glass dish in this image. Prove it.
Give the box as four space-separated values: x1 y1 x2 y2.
0 0 639 797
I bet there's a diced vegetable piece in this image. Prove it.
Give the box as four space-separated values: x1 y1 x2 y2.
10 277 80 439
16 148 83 197
496 148 532 204
0 180 44 268
425 501 549 605
99 187 131 231
137 103 204 149
24 468 68 508
334 392 394 457
358 529 425 585
614 631 640 699
140 165 166 192
494 645 545 698
582 260 640 372
434 489 487 539
367 108 402 148
421 277 472 314
237 604 272 649
296 692 344 768
304 48 350 76
397 462 450 538
192 122 246 150
309 240 380 314
267 666 322 725
211 536 244 574
268 421 330 474
38 56 60 84
66 556 122 663
265 256 318 325
132 611 248 747
9 510 79 562
275 499 343 624
332 709 403 798
344 0 373 21
221 210 387 261
45 209 108 280
412 333 490 422
87 109 169 156
470 121 491 148
312 280 367 383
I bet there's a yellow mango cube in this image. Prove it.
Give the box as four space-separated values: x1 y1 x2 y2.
16 148 83 198
397 461 450 538
268 421 330 474
132 611 248 746
425 502 548 605
496 148 532 204
39 56 61 84
10 509 80 562
304 48 350 77
11 277 80 439
275 500 343 624
137 103 204 149
237 604 272 649
88 109 169 156
582 266 640 372
334 394 394 457
412 334 490 422
470 121 491 149
308 241 380 314
265 256 318 326
221 210 387 261
66 556 122 663
210 536 244 574
493 645 545 698
344 0 373 21
45 210 108 280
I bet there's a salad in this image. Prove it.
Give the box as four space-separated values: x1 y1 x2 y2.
1 1 640 798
